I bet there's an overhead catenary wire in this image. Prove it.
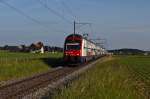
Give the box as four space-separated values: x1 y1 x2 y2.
57 0 77 21
75 22 92 35
37 0 72 24
0 0 48 29
0 0 92 35
89 24 94 34
0 0 68 33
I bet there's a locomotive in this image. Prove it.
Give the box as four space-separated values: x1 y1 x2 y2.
63 34 107 63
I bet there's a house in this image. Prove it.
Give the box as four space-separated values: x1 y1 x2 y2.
30 42 44 53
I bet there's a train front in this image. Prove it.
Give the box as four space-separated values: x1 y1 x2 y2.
63 34 82 63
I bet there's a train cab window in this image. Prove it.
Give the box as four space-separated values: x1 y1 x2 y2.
65 40 81 50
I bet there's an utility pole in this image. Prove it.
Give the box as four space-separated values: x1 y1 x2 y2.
74 21 76 35
73 21 92 36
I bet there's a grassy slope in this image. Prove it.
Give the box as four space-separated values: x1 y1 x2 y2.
54 56 150 99
0 50 62 81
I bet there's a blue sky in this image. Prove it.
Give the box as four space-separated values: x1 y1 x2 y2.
0 0 150 50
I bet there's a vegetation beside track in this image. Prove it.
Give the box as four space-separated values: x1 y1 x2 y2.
54 56 150 99
0 50 62 81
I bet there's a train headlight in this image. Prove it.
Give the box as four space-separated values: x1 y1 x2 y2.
76 53 79 56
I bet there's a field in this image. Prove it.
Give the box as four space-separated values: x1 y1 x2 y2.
54 56 150 99
0 50 62 81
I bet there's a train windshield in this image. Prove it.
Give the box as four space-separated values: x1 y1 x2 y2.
66 43 81 50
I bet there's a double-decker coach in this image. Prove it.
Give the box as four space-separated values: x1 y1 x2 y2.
63 34 106 63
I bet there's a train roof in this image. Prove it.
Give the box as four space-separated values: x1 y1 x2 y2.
66 33 96 44
66 34 83 39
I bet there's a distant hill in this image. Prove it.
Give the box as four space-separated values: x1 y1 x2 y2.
108 48 146 55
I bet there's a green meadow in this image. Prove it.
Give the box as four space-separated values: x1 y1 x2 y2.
0 50 62 81
54 56 150 99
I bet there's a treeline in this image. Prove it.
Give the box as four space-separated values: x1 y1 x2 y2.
108 48 150 55
0 45 63 52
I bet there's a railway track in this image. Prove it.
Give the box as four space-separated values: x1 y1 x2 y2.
0 58 100 99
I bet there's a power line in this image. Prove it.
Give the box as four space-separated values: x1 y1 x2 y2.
90 38 107 48
0 0 69 33
37 0 72 24
0 0 47 28
74 21 92 35
58 0 77 21
89 24 94 34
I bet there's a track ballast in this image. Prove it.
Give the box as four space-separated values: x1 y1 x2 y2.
0 58 102 99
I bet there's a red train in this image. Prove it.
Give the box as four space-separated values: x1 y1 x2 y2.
63 34 107 63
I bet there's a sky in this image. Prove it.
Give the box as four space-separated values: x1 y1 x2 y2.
0 0 150 50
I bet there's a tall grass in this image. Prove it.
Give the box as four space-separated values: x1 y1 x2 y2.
0 50 62 81
54 56 149 99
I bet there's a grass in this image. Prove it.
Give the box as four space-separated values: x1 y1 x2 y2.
54 56 150 99
118 56 150 97
0 50 63 81
118 56 150 82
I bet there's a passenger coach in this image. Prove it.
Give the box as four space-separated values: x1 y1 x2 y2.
63 34 106 63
